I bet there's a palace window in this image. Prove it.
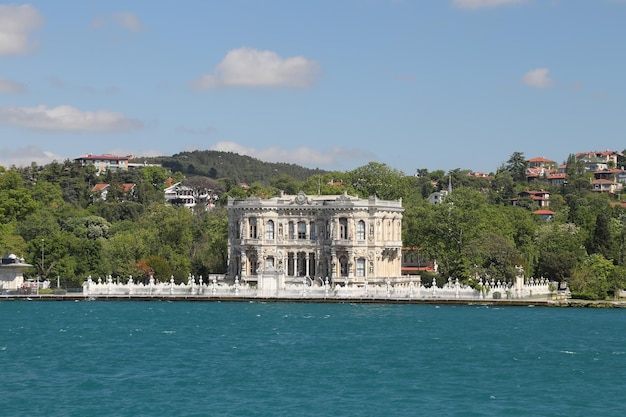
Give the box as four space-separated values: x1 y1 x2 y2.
309 221 316 240
265 220 275 240
288 221 295 239
356 220 365 241
298 221 306 239
265 257 274 269
356 258 365 277
249 217 258 239
340 256 349 277
339 218 348 240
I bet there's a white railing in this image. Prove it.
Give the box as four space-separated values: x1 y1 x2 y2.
82 274 554 301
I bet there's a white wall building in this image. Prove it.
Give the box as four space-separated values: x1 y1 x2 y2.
226 191 404 290
164 182 218 210
0 254 32 291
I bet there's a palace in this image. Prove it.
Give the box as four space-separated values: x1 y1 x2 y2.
226 191 404 291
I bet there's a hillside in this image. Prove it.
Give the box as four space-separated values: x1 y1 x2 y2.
144 150 329 184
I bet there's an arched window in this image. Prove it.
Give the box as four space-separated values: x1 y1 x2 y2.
265 220 275 240
249 217 257 239
248 254 258 275
340 256 349 277
339 218 348 240
309 221 316 240
356 220 365 241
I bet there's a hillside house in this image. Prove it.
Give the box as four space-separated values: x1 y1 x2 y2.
512 190 550 209
526 157 557 181
91 183 136 202
75 153 130 174
532 209 555 221
164 182 219 210
591 179 623 194
576 150 623 172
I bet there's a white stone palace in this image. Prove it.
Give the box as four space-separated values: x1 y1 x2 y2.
226 191 404 293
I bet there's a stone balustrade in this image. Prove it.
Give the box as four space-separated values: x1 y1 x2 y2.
82 273 555 301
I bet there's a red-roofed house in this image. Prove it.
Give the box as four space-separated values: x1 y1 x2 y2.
91 183 136 201
591 179 622 194
547 173 567 187
75 153 131 174
528 157 557 169
526 157 557 181
512 190 550 208
532 209 555 221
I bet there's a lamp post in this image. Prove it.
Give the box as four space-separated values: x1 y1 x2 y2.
39 238 44 296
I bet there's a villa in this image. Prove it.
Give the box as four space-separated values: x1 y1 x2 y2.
225 191 404 292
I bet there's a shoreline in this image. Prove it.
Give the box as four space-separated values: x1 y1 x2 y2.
2 294 625 307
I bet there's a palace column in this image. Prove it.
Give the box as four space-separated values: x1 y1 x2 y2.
240 252 247 278
304 253 310 277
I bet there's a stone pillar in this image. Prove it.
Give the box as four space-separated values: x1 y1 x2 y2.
305 253 310 277
241 252 247 278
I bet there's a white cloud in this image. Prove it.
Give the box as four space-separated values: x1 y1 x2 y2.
91 12 142 32
521 68 554 88
191 47 320 90
0 77 27 94
0 4 44 55
452 0 528 9
0 105 143 132
0 145 63 168
209 141 373 168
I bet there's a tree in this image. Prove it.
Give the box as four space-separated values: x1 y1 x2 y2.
467 233 522 283
190 207 229 276
535 223 587 281
505 151 528 183
569 254 614 299
590 211 613 260
563 153 588 193
348 162 404 200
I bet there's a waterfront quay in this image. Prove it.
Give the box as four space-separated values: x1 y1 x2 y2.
3 293 625 307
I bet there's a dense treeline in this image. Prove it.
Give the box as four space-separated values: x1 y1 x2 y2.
1 151 626 299
149 150 329 185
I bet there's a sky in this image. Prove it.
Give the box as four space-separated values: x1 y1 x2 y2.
0 0 625 175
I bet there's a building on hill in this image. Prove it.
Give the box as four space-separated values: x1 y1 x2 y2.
164 181 219 210
576 150 623 171
526 157 557 181
532 209 555 221
225 191 404 291
91 183 136 202
591 179 623 194
75 153 130 174
512 190 550 209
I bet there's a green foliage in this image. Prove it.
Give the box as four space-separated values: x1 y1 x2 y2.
505 151 529 183
1 149 626 297
569 254 614 300
348 162 404 200
155 150 327 185
535 223 587 281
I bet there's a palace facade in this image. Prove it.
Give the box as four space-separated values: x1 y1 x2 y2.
226 191 404 288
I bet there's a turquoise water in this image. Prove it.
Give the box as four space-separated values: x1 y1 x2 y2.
1 301 624 416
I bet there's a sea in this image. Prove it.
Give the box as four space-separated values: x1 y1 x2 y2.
1 300 624 417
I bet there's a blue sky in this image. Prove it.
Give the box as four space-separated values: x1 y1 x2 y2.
0 0 625 174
